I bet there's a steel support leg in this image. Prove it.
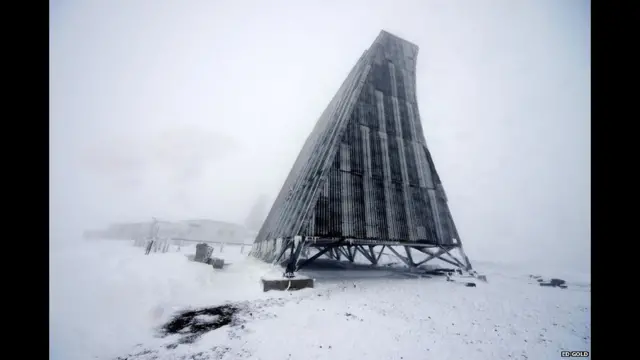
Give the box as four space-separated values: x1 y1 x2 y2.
375 245 386 264
296 239 347 270
346 245 355 263
438 246 467 269
337 247 350 261
355 245 376 265
284 237 306 277
404 246 415 266
412 246 462 269
387 246 414 267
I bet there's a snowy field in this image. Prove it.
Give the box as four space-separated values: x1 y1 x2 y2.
50 239 590 360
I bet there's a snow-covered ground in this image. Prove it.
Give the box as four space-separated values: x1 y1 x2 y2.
50 239 590 360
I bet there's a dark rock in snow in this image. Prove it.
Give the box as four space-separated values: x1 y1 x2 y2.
465 282 476 287
538 277 569 289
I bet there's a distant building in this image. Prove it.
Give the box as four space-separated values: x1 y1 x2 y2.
183 219 253 245
88 219 253 245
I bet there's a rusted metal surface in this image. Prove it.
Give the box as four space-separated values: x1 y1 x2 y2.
252 31 465 263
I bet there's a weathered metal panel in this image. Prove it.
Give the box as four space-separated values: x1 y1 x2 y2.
313 180 330 237
395 67 406 101
402 184 417 241
436 186 454 246
340 143 351 172
409 186 427 241
378 131 396 239
420 187 440 243
386 136 403 184
369 130 385 180
389 182 409 240
292 62 373 237
275 59 371 239
328 168 343 236
391 96 403 139
419 144 435 189
361 126 373 177
341 170 354 237
388 62 398 98
398 101 413 142
404 141 420 187
397 137 410 185
367 104 379 130
413 141 427 188
384 184 396 240
371 178 389 239
360 125 376 238
423 146 442 187
353 174 367 239
427 188 444 243
349 122 364 175
304 207 315 236
375 90 387 133
363 174 377 238
384 96 396 137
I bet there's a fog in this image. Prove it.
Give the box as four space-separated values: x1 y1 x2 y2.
50 0 590 272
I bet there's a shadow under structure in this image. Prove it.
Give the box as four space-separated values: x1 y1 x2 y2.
250 30 473 274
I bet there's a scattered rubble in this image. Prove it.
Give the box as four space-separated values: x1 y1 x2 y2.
530 275 568 289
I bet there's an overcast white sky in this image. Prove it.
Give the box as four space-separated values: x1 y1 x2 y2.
50 0 590 271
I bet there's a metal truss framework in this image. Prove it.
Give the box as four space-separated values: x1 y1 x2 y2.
256 236 473 274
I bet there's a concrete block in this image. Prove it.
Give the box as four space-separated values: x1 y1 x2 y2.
210 257 224 269
261 276 314 292
195 243 213 263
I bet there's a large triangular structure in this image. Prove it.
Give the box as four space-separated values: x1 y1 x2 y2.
251 30 472 272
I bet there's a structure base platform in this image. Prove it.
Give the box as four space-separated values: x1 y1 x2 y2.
261 275 314 292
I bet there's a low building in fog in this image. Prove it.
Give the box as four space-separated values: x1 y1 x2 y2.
182 219 254 245
87 219 254 245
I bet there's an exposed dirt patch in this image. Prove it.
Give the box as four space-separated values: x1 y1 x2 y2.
114 298 293 359
159 304 240 344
